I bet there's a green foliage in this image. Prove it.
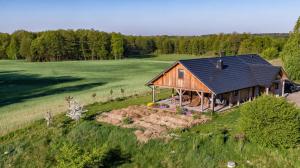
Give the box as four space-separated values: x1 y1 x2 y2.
0 29 289 62
281 17 300 80
19 36 33 61
0 33 10 59
238 95 300 148
6 37 18 60
122 117 133 124
55 142 116 168
111 33 124 59
176 106 184 114
261 47 279 60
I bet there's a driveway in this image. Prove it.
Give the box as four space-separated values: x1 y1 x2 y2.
287 91 300 107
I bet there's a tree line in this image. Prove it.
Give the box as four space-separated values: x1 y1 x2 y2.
0 29 288 62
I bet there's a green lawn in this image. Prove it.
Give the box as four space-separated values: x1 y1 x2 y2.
0 54 198 135
0 93 299 167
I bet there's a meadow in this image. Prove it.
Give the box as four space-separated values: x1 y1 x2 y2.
1 92 299 167
0 55 181 135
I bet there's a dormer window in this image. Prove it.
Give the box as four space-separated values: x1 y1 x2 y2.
178 69 184 79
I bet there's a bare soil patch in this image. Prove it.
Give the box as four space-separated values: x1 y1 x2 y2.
96 105 210 142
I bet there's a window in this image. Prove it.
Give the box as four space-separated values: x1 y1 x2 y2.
178 69 184 79
274 83 279 89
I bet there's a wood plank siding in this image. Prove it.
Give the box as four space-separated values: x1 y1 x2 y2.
152 63 212 93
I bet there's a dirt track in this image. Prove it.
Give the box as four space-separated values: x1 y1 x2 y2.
96 105 210 142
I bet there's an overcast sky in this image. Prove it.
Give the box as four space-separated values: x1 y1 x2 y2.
0 0 299 35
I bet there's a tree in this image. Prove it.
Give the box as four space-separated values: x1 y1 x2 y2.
66 99 87 121
19 36 32 61
77 29 91 60
238 39 255 54
6 37 19 60
261 47 279 60
97 32 110 60
0 33 10 59
111 33 124 59
281 17 300 80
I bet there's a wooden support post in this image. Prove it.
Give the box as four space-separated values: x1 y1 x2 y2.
179 89 182 107
266 87 269 95
201 91 204 112
237 90 240 106
152 85 155 103
211 94 215 112
229 92 233 107
255 86 259 98
248 87 252 102
282 80 285 96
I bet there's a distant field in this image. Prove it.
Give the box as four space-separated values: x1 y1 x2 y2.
0 54 198 135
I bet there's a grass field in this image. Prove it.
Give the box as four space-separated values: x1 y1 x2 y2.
0 54 201 135
0 93 299 167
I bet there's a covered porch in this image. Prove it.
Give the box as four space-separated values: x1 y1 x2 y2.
150 86 230 113
150 81 286 113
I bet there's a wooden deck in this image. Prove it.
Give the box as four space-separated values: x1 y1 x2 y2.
157 97 231 113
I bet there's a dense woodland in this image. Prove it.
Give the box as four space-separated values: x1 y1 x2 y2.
0 30 288 62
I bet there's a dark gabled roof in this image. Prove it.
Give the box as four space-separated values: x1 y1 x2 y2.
147 54 283 95
179 54 281 94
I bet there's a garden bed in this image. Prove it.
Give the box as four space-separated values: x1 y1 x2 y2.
96 105 210 142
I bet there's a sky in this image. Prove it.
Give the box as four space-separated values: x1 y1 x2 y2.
0 0 299 35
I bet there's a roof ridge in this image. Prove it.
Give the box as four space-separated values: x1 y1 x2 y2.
179 54 260 62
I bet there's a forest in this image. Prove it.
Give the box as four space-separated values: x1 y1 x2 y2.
0 30 288 62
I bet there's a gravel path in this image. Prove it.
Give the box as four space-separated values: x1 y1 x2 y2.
287 91 300 107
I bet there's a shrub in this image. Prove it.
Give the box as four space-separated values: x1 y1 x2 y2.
261 47 279 60
238 95 300 148
55 143 108 168
122 117 133 124
176 106 184 114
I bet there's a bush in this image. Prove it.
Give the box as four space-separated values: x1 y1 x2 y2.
238 95 300 148
176 106 185 114
55 143 108 168
261 47 279 60
122 117 133 124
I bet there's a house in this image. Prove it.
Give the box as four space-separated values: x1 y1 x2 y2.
146 54 288 112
